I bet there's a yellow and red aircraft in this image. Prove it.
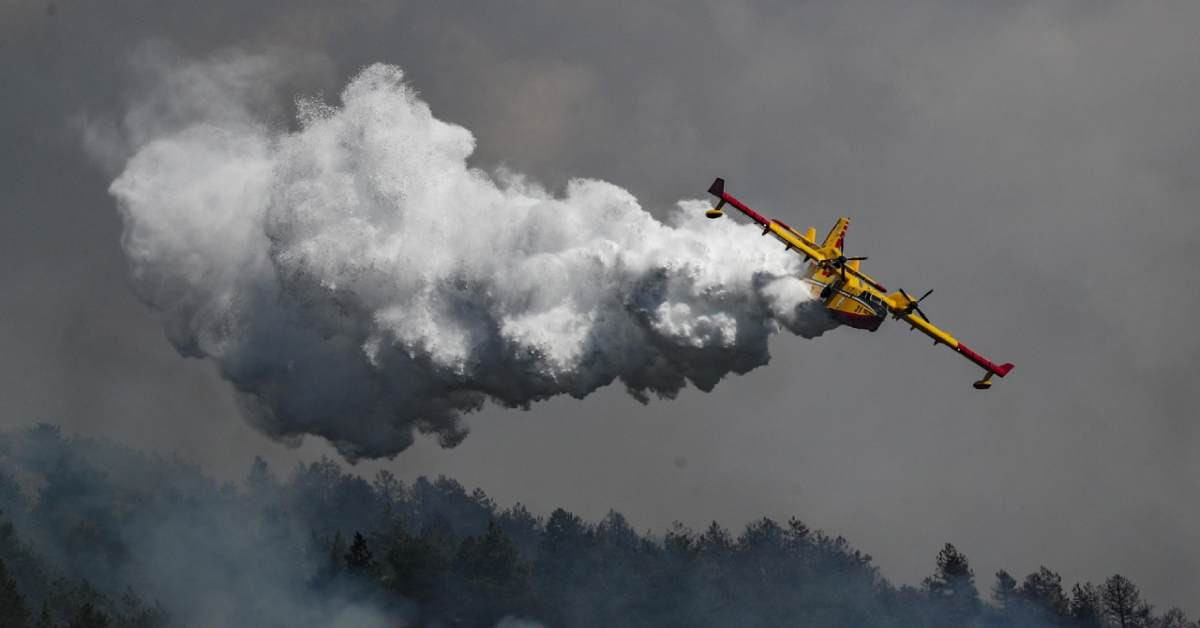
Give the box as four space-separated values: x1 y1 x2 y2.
705 178 1013 389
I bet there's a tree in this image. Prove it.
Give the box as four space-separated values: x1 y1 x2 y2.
245 456 275 494
65 602 109 628
452 522 532 624
662 521 696 560
114 588 169 628
697 521 734 562
597 511 640 552
381 527 450 603
534 508 594 625
1102 574 1151 628
454 523 527 589
539 508 589 558
0 514 47 604
324 531 346 580
0 557 29 628
1157 607 1192 628
1069 582 1103 628
495 503 542 556
991 569 1018 611
371 470 406 524
408 476 495 537
923 543 980 624
345 532 375 573
35 602 52 628
1020 566 1069 621
590 511 656 625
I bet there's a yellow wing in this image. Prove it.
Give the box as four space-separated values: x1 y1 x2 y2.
883 292 958 346
765 219 827 263
883 290 1014 388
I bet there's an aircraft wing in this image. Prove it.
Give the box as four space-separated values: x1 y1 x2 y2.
883 292 1014 388
707 178 827 263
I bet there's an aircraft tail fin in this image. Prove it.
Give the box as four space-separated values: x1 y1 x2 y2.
708 178 725 197
822 217 851 249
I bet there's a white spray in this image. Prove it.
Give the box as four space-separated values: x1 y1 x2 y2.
108 58 836 460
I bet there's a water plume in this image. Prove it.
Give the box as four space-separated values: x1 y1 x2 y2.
108 56 836 459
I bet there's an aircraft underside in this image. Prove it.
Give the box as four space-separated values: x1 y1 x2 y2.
801 277 885 331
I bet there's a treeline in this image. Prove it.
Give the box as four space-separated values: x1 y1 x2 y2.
0 424 1193 627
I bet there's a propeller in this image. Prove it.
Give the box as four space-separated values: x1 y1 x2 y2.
899 288 934 322
819 255 868 280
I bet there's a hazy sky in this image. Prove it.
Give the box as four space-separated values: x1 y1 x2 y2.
2 0 1198 613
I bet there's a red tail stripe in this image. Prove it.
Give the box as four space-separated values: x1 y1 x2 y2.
717 192 772 228
956 343 1014 377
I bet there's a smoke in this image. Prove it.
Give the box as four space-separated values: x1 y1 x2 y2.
1 424 572 628
105 53 836 460
0 425 400 628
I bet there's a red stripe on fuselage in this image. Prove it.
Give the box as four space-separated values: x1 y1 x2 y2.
834 309 884 331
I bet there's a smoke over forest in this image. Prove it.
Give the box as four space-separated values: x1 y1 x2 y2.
0 425 1190 628
104 55 837 461
4 1 1199 624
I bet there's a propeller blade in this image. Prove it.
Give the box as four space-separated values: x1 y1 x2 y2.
915 306 932 324
845 256 868 261
918 289 933 302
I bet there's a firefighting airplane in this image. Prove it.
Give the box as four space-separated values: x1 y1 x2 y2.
704 178 1013 389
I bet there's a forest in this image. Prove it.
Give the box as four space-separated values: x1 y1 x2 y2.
0 424 1192 628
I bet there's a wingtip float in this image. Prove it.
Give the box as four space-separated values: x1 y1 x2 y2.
705 177 1014 390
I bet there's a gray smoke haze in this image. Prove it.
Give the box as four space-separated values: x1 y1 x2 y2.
0 426 396 628
0 424 563 628
3 0 1200 617
104 53 835 460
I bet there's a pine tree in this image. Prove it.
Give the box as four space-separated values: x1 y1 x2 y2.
535 509 595 627
1101 574 1151 628
495 503 542 556
0 557 30 628
1020 566 1069 620
922 543 980 624
326 531 346 580
382 527 449 603
1158 607 1193 628
991 569 1017 611
66 602 109 628
371 470 406 524
245 456 276 495
345 532 375 573
452 521 532 624
35 601 52 628
1069 582 1103 628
